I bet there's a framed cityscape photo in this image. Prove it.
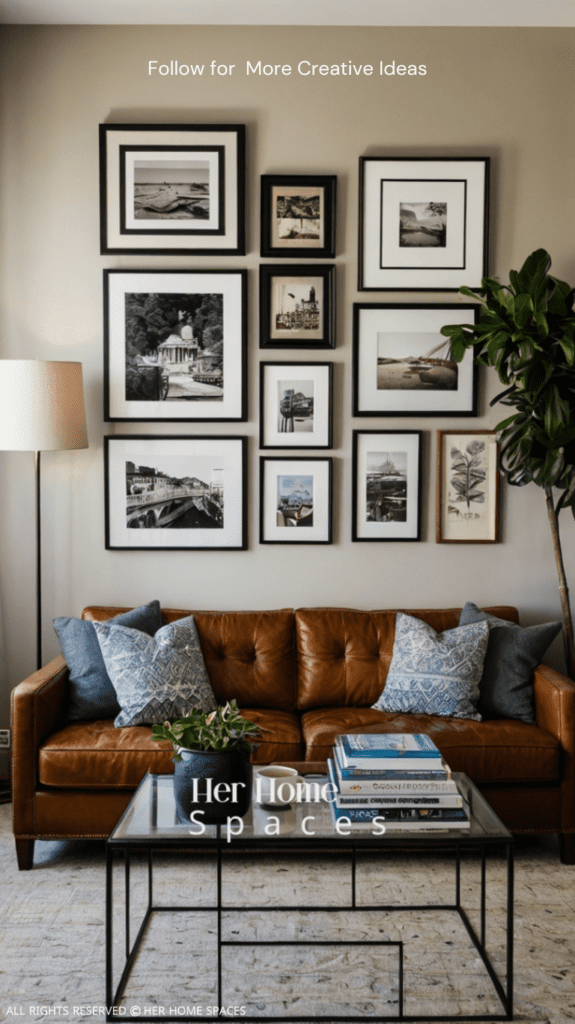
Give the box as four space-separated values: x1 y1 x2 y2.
260 457 333 544
260 362 333 449
437 430 500 543
104 269 247 422
352 430 422 542
353 304 478 417
260 175 336 258
99 123 245 255
259 264 335 349
358 157 489 291
105 435 247 551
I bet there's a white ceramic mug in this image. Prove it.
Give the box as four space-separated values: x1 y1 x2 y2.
255 765 305 807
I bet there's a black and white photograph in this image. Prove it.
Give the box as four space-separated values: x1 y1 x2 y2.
276 474 314 527
259 265 335 349
261 175 336 258
100 124 245 254
104 269 246 422
260 457 332 544
358 157 489 290
353 304 478 416
437 430 500 543
260 362 333 449
353 431 422 542
105 436 247 550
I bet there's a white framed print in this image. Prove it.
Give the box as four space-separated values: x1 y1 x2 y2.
260 362 333 449
260 457 333 544
352 430 422 542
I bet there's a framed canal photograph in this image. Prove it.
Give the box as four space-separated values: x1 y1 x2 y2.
105 435 247 551
352 430 422 542
104 269 247 422
437 430 500 544
260 175 336 258
99 123 245 255
352 303 478 417
358 157 489 291
259 264 335 349
260 362 333 449
260 456 332 544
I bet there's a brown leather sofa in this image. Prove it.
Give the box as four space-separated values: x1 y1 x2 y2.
11 604 575 868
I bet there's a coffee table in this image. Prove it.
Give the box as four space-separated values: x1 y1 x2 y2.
105 765 513 1023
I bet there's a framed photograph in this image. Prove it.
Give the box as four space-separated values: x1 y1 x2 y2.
358 157 489 291
260 175 336 258
104 269 247 422
260 362 333 449
259 264 335 349
352 431 422 542
99 123 245 255
437 430 500 544
260 457 333 544
352 304 478 417
105 435 247 551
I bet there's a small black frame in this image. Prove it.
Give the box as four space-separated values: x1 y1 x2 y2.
352 429 423 542
259 362 334 450
259 455 333 544
261 174 337 258
259 264 336 349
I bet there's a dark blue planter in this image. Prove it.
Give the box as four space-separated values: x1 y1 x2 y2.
173 747 253 825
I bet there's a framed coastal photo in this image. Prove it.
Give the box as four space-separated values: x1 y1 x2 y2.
352 431 422 542
104 269 247 422
105 435 247 551
352 304 478 417
259 264 335 349
437 430 500 544
260 362 333 449
358 157 489 291
260 175 336 258
260 457 332 544
99 123 245 255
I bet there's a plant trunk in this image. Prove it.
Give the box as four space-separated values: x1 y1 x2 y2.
545 486 575 679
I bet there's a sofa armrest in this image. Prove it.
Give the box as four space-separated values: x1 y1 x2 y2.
534 663 575 831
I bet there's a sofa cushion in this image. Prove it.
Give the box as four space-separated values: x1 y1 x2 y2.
300 707 560 784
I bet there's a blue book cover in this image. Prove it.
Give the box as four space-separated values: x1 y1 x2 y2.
340 733 442 761
334 742 448 781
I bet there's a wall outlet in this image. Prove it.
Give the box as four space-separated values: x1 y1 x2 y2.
0 730 10 749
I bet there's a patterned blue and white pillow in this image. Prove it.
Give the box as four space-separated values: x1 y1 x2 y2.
93 614 217 727
373 613 490 721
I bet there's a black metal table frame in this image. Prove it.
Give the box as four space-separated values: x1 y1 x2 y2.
105 833 513 1024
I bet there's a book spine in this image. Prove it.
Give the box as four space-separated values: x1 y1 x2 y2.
328 757 460 800
332 805 469 823
331 758 457 795
335 794 463 808
334 746 449 782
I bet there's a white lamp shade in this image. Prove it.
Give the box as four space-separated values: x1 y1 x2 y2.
0 360 88 451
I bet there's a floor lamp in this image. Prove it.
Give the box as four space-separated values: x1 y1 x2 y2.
0 360 88 671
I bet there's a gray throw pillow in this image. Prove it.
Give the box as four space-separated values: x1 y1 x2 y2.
54 600 163 721
93 614 217 727
459 602 562 724
373 612 489 721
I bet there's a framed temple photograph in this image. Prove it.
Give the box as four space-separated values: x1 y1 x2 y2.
104 268 247 422
358 156 489 291
259 264 336 349
260 362 333 449
352 430 422 542
99 123 245 255
259 456 333 544
352 303 478 417
105 435 247 551
436 430 500 544
260 175 336 258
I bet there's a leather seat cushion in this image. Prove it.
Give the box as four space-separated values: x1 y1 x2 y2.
301 707 560 784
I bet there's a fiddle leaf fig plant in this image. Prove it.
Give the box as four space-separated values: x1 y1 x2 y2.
441 249 575 679
151 699 263 759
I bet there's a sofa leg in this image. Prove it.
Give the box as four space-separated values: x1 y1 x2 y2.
559 834 575 865
15 838 35 870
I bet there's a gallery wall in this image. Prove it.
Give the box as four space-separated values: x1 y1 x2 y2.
0 24 574 760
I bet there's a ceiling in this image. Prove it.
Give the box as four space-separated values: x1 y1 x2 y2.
0 0 574 26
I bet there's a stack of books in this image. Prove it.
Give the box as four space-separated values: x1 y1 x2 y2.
327 733 470 831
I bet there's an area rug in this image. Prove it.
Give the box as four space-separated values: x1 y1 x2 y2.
0 804 573 1023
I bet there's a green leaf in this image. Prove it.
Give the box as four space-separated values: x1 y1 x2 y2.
459 286 483 302
516 249 551 294
559 323 575 366
534 311 549 337
513 293 534 328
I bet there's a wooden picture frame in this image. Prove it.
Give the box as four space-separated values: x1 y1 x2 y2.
260 174 336 258
436 430 500 543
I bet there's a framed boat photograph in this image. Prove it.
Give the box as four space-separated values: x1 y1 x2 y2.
358 156 489 291
260 174 336 258
99 123 245 255
105 435 247 551
352 303 478 417
104 268 247 422
352 430 422 542
260 362 333 449
436 430 500 543
260 456 333 544
259 264 335 349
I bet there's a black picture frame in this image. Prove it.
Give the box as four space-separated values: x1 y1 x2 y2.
259 362 333 450
260 174 336 258
99 123 245 255
105 435 248 551
259 264 336 349
352 430 422 542
259 456 333 544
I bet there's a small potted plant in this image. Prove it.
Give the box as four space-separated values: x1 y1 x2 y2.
152 700 263 824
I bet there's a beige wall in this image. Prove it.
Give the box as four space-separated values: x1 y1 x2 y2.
1 25 574 748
